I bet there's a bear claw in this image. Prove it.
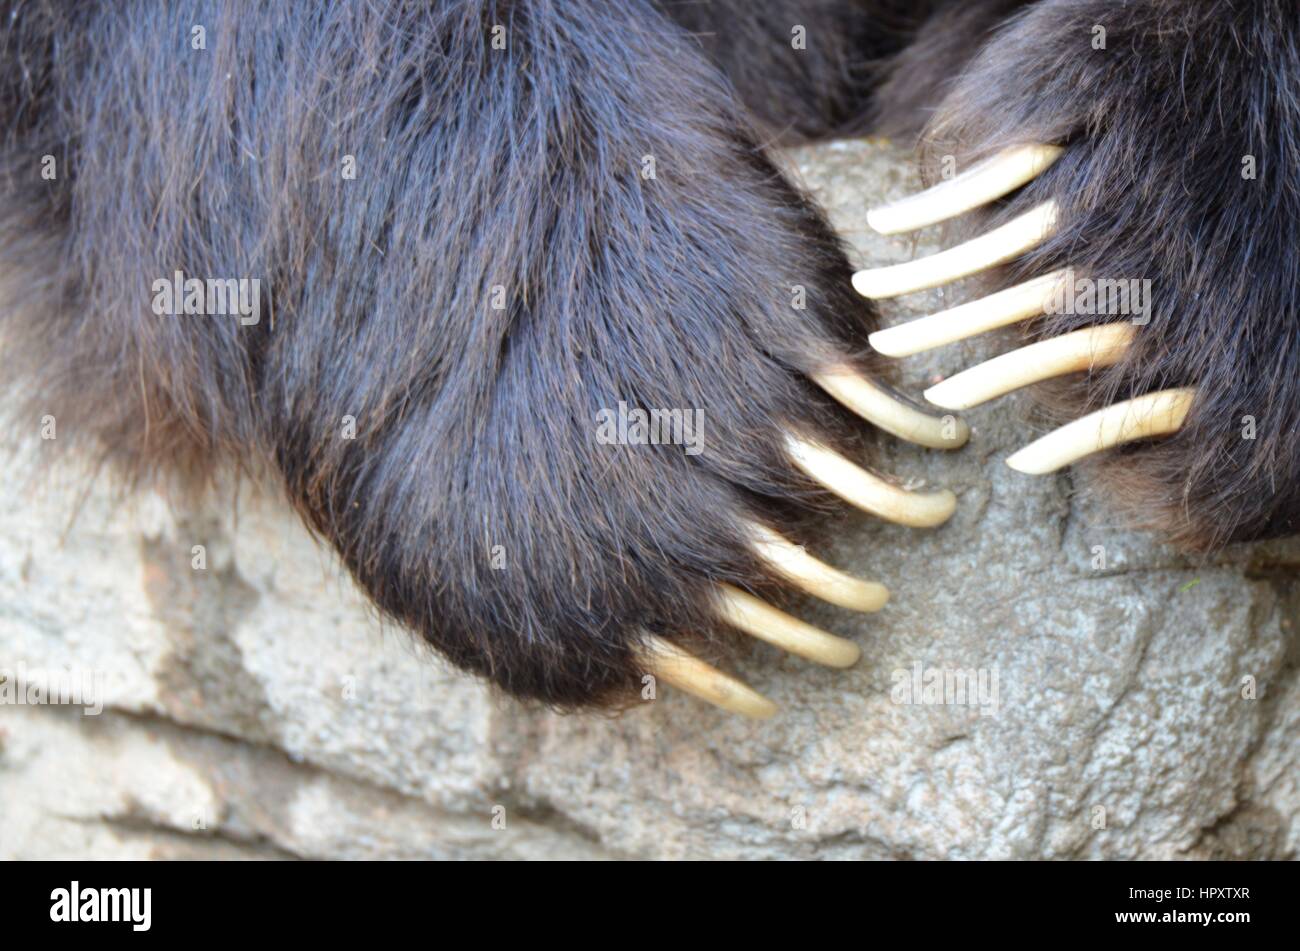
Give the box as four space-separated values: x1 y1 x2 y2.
855 143 1194 474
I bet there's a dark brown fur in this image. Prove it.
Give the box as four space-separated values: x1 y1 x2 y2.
0 0 912 708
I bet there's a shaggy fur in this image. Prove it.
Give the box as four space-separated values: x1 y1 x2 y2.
0 0 907 707
2 0 1296 708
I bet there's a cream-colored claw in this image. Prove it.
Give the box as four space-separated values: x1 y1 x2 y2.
715 584 861 668
869 270 1068 357
925 323 1135 411
786 434 956 527
854 201 1059 300
1006 388 1196 474
750 524 889 612
868 145 1065 235
636 633 777 718
813 366 969 449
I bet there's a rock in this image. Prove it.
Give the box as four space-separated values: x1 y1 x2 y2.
1 140 1296 859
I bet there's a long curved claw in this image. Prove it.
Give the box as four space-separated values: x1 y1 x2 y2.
1005 388 1196 474
812 366 969 449
853 201 1059 300
785 434 957 528
636 634 778 719
715 584 861 668
925 323 1135 411
749 524 889 612
867 145 1065 235
869 270 1068 358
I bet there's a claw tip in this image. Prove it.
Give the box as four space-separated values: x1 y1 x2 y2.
865 328 904 357
923 381 966 412
1004 449 1046 474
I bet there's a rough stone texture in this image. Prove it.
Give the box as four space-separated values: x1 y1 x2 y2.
1 140 1296 860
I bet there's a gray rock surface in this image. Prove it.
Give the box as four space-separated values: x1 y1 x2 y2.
1 140 1296 860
